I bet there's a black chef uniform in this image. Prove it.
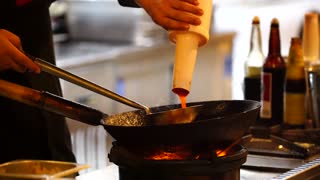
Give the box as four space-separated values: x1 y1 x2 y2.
0 0 75 163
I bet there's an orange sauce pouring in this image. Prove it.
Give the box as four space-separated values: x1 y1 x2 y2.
172 88 189 108
179 96 187 108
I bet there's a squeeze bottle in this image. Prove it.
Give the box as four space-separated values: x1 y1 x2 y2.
169 0 213 96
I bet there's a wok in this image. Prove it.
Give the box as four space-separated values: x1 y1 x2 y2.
0 79 260 145
106 100 260 145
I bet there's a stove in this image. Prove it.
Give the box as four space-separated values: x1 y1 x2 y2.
108 142 248 180
105 123 320 180
242 124 320 170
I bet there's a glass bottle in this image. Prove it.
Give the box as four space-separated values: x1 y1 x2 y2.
260 18 286 126
303 12 319 64
302 12 319 128
244 16 264 102
283 37 306 128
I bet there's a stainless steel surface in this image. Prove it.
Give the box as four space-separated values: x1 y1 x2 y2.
244 154 305 170
306 62 320 128
27 54 151 113
66 0 138 42
65 0 166 44
272 158 320 180
241 169 282 180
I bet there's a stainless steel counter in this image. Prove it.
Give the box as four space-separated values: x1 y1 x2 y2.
54 40 134 68
241 168 282 180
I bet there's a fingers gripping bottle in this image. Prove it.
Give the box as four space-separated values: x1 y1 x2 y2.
169 0 213 103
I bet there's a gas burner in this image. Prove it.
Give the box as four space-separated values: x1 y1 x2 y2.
108 142 248 180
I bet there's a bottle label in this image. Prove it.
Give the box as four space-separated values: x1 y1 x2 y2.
261 72 272 118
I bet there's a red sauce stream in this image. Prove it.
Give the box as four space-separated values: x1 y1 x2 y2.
172 88 189 108
179 96 187 108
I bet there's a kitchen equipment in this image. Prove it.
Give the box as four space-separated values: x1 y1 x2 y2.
25 53 203 125
108 142 247 180
65 0 166 45
0 160 89 180
305 61 320 128
273 158 320 180
50 0 69 42
66 0 138 42
0 79 260 145
26 53 150 113
242 126 320 170
105 100 260 145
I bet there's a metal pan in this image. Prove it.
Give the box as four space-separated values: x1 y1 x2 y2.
104 100 260 145
0 79 260 145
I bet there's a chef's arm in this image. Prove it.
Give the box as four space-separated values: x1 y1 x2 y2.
118 0 203 31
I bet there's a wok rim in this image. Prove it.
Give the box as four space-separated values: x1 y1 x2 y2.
102 100 261 127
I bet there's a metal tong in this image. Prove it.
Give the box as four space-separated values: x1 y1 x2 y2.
26 53 151 114
25 53 202 125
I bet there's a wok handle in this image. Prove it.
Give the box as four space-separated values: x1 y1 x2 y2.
0 79 105 126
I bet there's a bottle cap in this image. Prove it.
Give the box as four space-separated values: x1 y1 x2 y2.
305 12 318 20
252 16 260 24
271 18 279 27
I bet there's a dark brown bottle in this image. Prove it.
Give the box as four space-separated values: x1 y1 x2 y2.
260 18 286 126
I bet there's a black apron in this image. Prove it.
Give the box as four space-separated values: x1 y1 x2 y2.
0 0 75 163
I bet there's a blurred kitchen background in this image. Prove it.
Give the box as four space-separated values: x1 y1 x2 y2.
49 0 320 172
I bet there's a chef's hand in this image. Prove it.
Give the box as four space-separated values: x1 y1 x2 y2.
136 0 203 30
0 29 40 73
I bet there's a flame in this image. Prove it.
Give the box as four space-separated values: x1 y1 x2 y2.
143 146 227 160
144 145 192 160
145 151 188 160
216 149 227 157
